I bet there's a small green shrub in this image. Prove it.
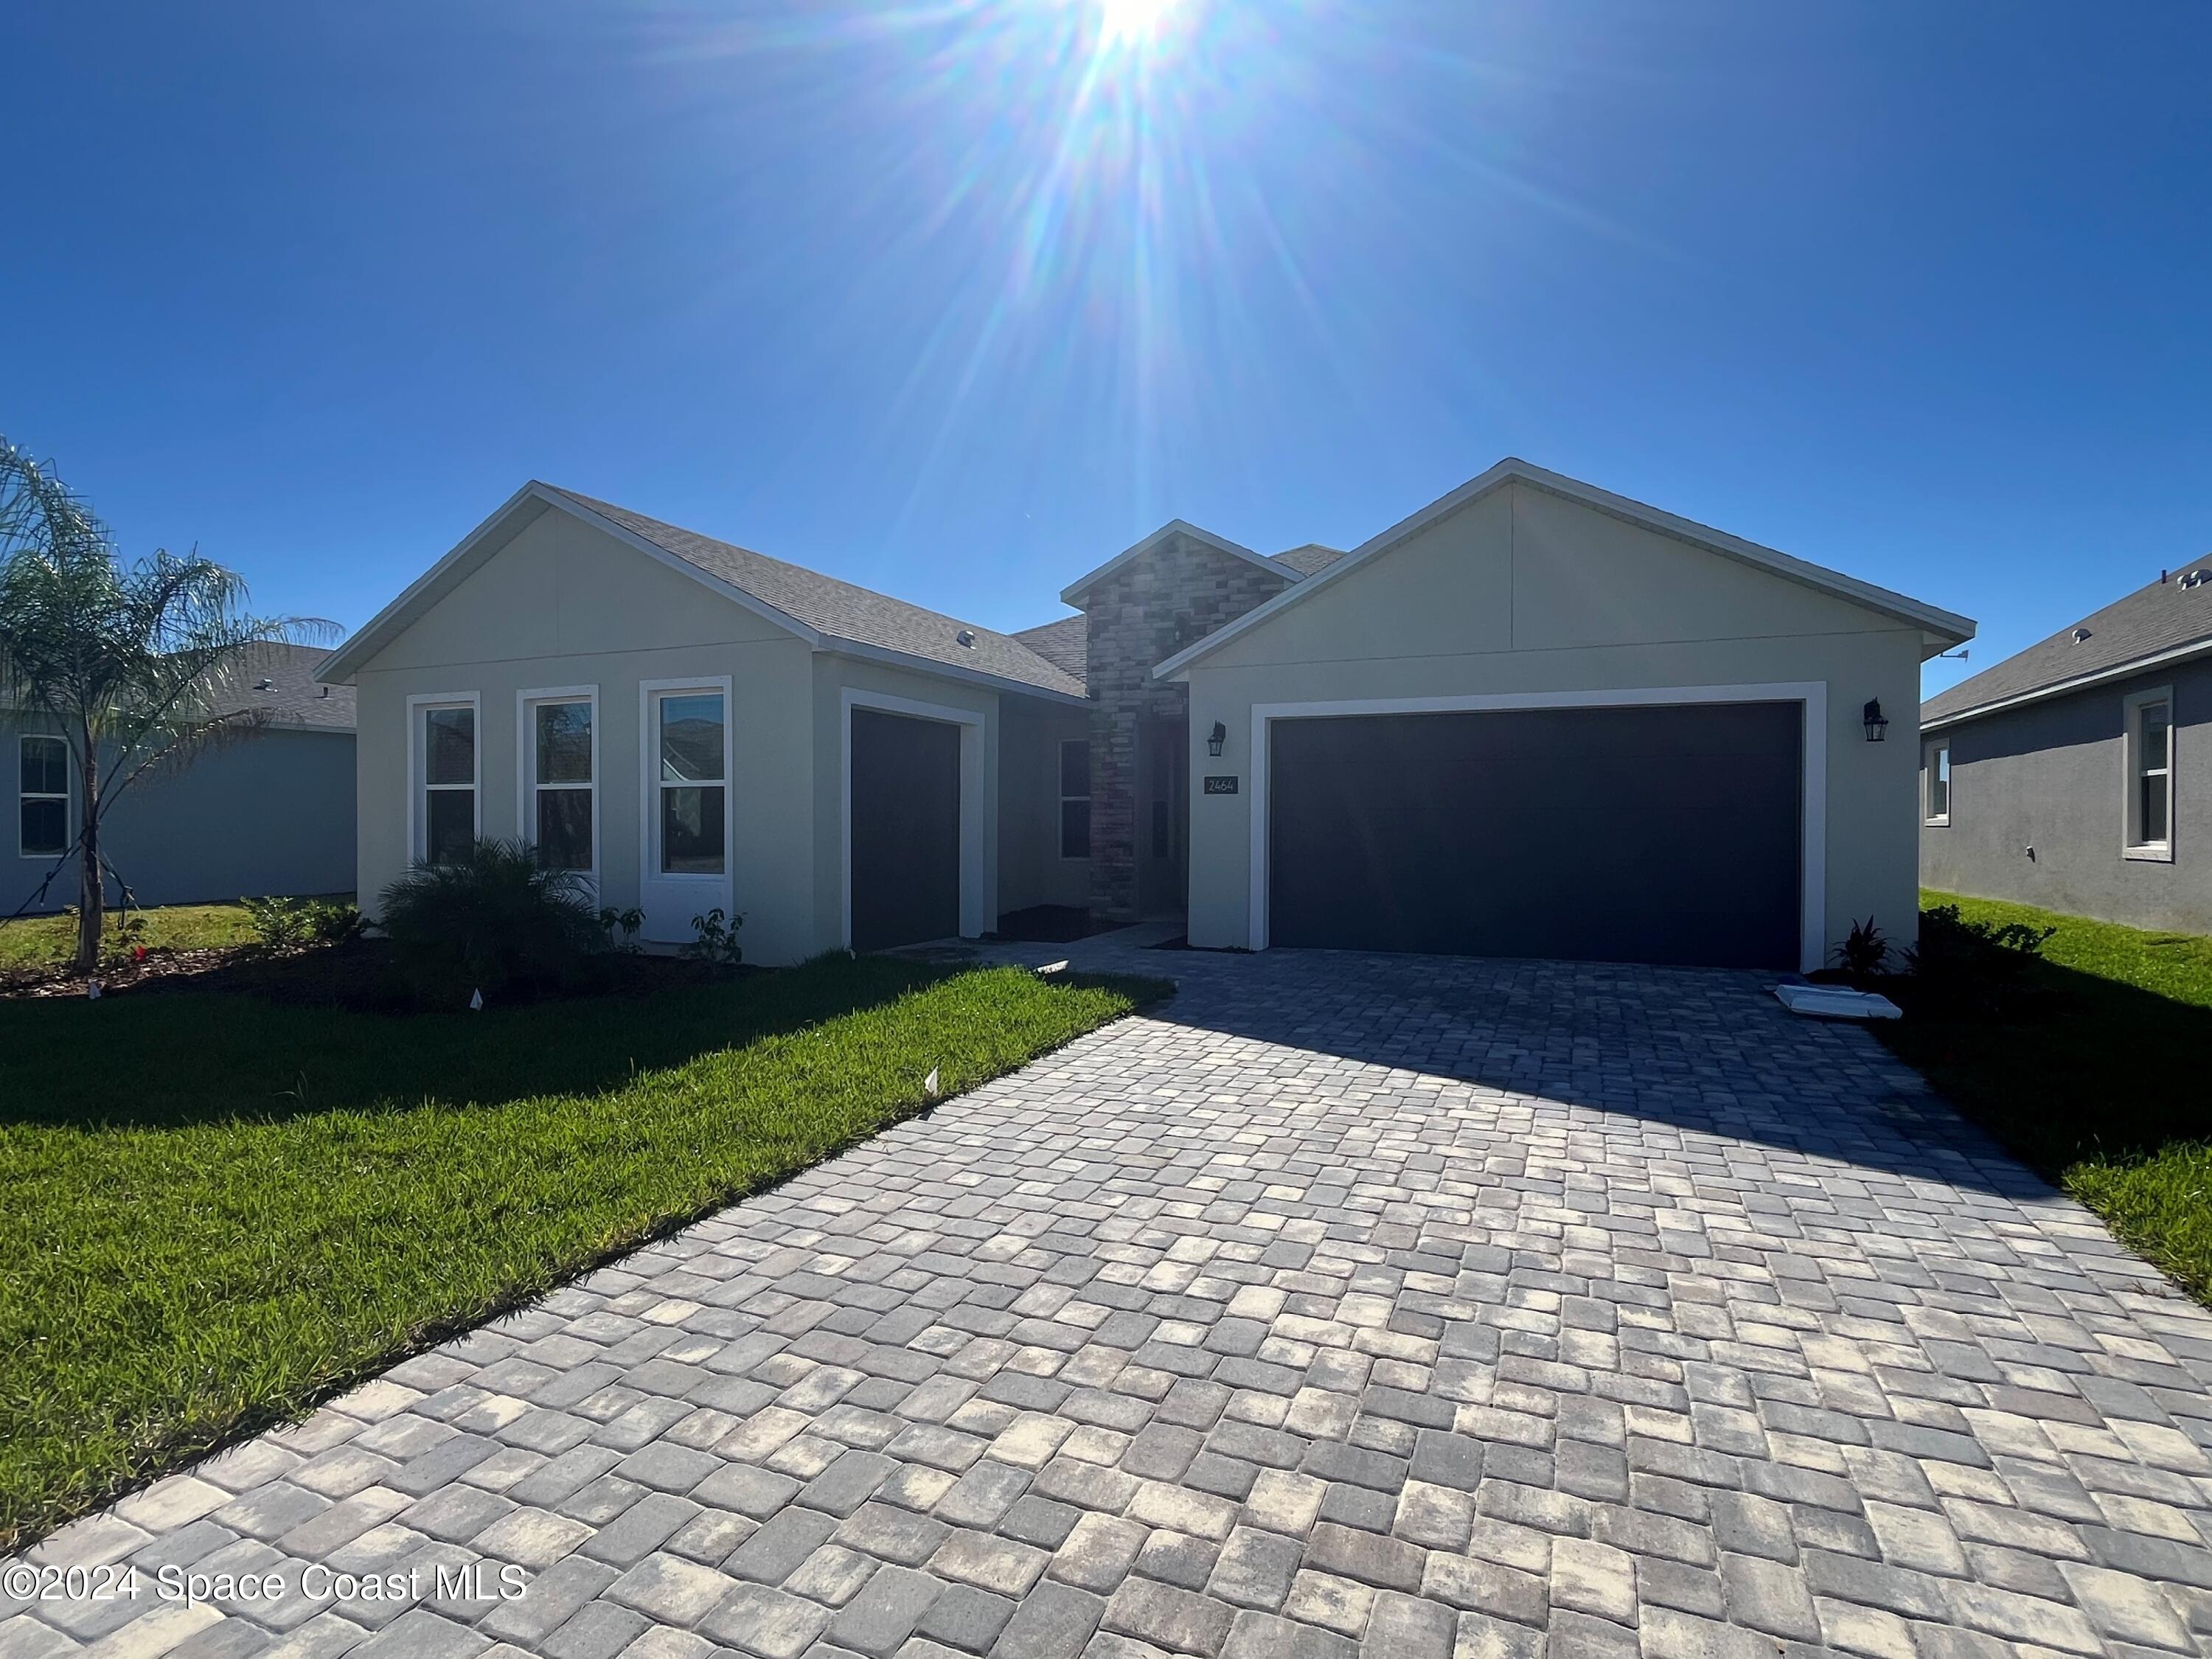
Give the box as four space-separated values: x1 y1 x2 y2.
1832 915 1891 982
1904 902 2059 1018
597 906 645 954
375 840 606 1004
241 895 363 950
683 907 744 968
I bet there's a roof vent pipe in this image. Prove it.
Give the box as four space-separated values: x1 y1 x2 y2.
2073 627 2092 642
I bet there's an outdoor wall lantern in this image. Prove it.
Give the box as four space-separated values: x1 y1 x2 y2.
1862 698 1889 742
1206 720 1228 757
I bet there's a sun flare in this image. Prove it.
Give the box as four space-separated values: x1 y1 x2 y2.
1095 0 1179 49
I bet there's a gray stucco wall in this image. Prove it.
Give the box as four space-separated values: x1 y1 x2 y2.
4 723 357 914
1921 659 2211 933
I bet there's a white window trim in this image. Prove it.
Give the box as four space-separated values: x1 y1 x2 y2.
516 686 601 887
1243 682 1830 973
2122 686 2175 862
839 687 988 949
1058 737 1091 861
639 677 734 886
17 733 72 860
406 691 481 865
1922 737 1951 827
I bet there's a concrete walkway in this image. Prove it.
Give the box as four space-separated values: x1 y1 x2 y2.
7 943 2212 1658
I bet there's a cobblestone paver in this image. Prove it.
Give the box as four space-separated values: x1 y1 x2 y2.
9 946 2212 1658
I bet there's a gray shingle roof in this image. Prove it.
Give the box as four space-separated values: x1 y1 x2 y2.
224 642 356 731
1924 566 2212 725
1011 616 1087 685
549 487 1087 701
1270 543 1347 577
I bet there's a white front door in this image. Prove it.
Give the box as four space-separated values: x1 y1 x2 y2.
639 681 732 943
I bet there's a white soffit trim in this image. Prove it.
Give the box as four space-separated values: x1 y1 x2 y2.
1922 635 2212 733
1152 459 1976 680
317 482 826 685
1059 519 1284 605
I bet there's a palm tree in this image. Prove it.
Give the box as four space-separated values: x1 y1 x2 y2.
0 439 334 972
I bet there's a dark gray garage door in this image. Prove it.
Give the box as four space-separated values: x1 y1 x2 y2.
851 709 961 952
1268 702 1801 968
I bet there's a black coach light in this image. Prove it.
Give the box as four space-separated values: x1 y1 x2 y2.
1206 720 1227 757
1862 698 1889 742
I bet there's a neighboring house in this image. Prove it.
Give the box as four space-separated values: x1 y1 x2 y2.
1921 569 2211 933
7 643 358 915
319 460 1972 971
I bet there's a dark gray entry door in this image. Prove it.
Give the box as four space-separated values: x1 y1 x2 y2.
851 709 961 951
1267 702 1801 968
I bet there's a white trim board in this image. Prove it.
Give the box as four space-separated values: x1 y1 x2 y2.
839 688 988 950
404 690 482 866
1242 681 1830 974
638 675 735 943
1155 459 1974 681
1923 635 2212 733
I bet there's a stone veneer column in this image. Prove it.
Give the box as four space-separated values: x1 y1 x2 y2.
1080 533 1293 924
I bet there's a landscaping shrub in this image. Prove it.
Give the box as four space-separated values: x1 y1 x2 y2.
1831 915 1891 983
241 895 363 950
1902 901 2057 1018
682 905 744 967
375 839 607 1004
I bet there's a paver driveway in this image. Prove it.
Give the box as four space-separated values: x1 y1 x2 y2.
10 948 2212 1659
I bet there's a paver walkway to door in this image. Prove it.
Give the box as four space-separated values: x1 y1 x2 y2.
8 946 2212 1658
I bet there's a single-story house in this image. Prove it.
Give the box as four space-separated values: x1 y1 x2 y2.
1921 568 2209 934
7 643 358 915
318 460 1972 971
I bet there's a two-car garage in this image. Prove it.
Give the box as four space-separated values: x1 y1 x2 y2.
1264 700 1806 970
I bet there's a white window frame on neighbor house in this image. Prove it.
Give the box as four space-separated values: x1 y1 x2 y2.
406 691 481 866
18 734 71 859
2123 686 2174 861
839 687 988 950
1922 737 1951 827
638 676 734 942
517 685 600 886
1242 682 1831 973
1058 737 1091 860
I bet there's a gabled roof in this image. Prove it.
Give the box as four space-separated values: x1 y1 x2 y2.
1154 458 1976 681
1012 615 1087 686
319 483 1087 703
1059 519 1292 605
1924 566 2212 729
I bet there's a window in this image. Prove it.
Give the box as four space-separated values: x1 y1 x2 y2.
526 695 595 873
656 691 726 874
1923 738 1950 826
1059 737 1091 859
416 700 477 864
18 736 68 858
2125 689 2174 858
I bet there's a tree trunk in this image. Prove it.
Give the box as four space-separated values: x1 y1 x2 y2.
74 723 102 975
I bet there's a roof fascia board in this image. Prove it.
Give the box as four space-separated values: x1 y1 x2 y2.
1154 460 1974 681
813 641 1091 708
1060 519 1283 605
1924 635 2212 732
317 483 824 684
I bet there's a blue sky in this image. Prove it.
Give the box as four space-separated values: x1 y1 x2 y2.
6 1 2207 696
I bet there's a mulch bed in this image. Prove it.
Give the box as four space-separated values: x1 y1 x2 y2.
0 941 748 1011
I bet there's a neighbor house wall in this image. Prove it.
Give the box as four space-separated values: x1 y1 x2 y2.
350 504 821 964
997 698 1093 917
1921 659 2212 934
1178 480 1928 965
4 720 355 914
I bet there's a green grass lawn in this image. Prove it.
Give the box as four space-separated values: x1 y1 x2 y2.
0 955 1163 1549
1883 892 2212 1303
0 899 263 973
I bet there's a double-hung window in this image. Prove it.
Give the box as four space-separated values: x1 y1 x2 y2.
655 691 727 874
1922 738 1950 826
1059 737 1091 859
2124 689 2174 859
524 692 596 874
18 736 68 858
415 698 479 865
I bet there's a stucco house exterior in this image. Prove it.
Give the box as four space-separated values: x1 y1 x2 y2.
7 643 358 915
1921 569 2211 934
319 460 1972 971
